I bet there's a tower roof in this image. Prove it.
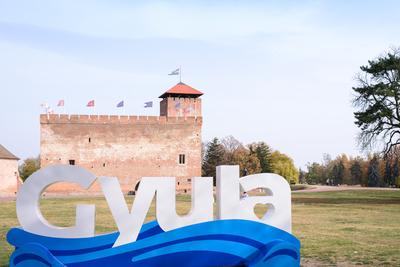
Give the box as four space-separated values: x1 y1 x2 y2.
0 144 19 160
159 82 203 98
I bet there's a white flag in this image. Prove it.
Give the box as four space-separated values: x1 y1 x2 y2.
168 68 180 75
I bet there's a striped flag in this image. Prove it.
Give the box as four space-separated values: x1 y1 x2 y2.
117 101 124 108
57 100 65 107
144 101 153 108
87 100 95 107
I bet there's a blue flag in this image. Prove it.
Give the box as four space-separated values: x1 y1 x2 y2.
117 101 124 108
144 101 153 108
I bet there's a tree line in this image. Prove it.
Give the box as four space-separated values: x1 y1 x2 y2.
18 137 299 185
202 136 299 184
303 151 400 187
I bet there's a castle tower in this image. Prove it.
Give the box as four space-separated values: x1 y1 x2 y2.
159 82 203 117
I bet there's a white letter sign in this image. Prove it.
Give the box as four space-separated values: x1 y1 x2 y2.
16 164 292 246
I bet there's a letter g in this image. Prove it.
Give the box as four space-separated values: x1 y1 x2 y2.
16 165 96 238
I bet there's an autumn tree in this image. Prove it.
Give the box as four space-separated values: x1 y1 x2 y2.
19 156 40 182
270 151 299 183
392 159 399 186
305 162 325 184
202 137 302 184
232 148 261 175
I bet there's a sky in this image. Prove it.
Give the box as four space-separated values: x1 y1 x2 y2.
1 0 400 168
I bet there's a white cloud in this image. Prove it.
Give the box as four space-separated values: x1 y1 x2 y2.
0 1 318 42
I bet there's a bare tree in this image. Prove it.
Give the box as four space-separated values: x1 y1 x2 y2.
221 135 244 163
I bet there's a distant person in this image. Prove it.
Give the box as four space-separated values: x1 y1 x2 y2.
243 168 248 177
326 179 329 186
242 191 249 198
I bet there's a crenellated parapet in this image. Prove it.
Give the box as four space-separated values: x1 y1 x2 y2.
40 114 203 125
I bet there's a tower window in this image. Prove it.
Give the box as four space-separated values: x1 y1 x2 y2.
179 154 186 164
103 163 106 167
88 137 91 143
69 160 75 165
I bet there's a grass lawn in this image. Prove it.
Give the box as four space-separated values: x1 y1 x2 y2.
1 190 400 266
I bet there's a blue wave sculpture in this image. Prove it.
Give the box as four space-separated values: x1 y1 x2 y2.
7 220 300 267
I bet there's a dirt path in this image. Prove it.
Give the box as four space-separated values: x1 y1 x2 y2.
293 185 400 193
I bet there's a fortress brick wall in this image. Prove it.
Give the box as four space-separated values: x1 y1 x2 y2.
40 114 202 194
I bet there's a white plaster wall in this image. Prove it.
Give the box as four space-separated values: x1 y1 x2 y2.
0 159 19 196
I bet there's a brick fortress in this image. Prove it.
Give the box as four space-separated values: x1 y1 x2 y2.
40 82 203 194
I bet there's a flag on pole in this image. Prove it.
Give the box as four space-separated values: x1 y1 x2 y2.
144 101 153 108
175 102 181 109
87 100 95 107
40 103 52 114
168 68 180 76
117 100 124 108
57 100 65 107
41 103 49 109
